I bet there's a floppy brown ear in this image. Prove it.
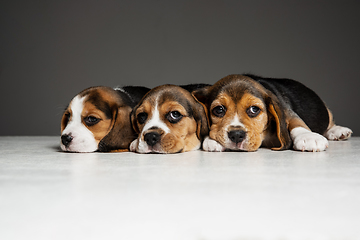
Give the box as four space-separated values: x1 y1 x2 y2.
266 99 292 151
130 106 140 134
98 106 136 152
191 96 210 140
192 86 211 139
192 86 211 109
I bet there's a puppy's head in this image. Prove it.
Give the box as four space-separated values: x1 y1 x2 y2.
131 85 209 153
61 86 136 152
193 75 291 151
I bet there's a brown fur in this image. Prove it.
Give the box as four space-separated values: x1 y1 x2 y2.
131 85 209 153
82 101 113 142
326 108 335 130
193 75 293 151
207 92 268 151
61 86 137 152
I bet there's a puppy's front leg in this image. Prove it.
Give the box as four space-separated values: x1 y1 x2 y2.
290 127 329 152
129 139 139 152
202 136 226 152
324 125 352 141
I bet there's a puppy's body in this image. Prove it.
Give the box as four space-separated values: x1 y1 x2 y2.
245 74 330 134
130 84 209 154
179 83 212 92
194 74 352 152
61 86 150 152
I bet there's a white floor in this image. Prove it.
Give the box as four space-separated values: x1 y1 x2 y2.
1 136 360 240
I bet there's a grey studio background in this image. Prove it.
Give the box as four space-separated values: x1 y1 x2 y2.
1 0 359 136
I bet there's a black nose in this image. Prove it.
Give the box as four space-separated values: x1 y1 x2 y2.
61 134 73 147
228 130 246 144
144 132 161 147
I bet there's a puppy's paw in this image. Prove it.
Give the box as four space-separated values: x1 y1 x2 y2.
129 139 138 152
324 125 352 141
291 127 329 152
202 137 226 152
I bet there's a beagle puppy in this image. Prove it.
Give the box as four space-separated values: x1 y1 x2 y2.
130 84 209 153
193 74 352 152
61 86 150 152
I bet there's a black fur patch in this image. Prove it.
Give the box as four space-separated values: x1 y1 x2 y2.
180 83 211 92
244 74 329 134
116 86 150 108
86 90 112 119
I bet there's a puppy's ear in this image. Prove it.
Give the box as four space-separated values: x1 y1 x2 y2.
191 97 210 140
130 106 140 134
98 106 136 152
60 108 70 133
191 87 211 140
192 86 211 108
266 97 292 151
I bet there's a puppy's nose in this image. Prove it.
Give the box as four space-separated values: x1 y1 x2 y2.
144 132 161 147
61 134 73 147
228 130 246 144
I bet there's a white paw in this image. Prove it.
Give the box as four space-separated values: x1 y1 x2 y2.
291 127 329 152
324 125 352 141
202 136 226 152
129 139 138 152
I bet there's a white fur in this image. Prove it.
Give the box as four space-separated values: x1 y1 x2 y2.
219 114 247 150
202 115 247 152
134 103 170 153
229 114 246 129
202 136 226 152
142 105 170 133
135 137 154 153
130 138 156 154
324 125 352 141
61 96 98 153
129 139 139 152
290 127 329 152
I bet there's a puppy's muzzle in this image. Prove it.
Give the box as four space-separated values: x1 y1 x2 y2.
61 134 73 147
144 132 161 147
228 130 246 144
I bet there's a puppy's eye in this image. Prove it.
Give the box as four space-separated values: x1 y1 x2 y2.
137 112 148 124
84 116 100 126
212 105 226 117
166 111 183 123
247 106 261 117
